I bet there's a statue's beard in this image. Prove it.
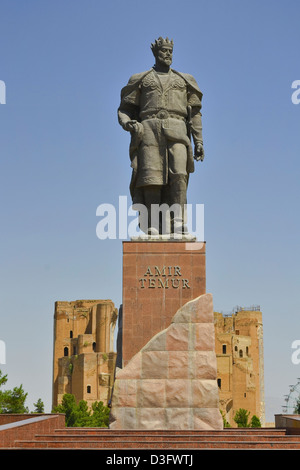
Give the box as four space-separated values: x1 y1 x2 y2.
157 58 172 67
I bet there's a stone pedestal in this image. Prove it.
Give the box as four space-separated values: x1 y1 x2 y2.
122 240 206 366
110 240 222 430
110 293 223 430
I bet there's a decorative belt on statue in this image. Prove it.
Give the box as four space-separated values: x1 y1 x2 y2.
141 110 186 121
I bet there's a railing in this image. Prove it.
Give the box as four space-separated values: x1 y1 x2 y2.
220 305 261 317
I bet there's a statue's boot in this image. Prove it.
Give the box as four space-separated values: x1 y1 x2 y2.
168 175 190 236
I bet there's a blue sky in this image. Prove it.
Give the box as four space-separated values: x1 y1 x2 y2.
0 0 299 420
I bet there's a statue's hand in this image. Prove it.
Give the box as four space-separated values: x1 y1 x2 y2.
194 143 205 161
124 120 144 139
124 120 138 132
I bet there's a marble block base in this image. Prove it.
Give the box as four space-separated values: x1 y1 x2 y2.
109 293 223 430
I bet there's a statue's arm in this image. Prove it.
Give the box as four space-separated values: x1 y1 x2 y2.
190 107 203 145
118 71 151 128
188 90 205 161
118 75 142 132
118 103 143 135
118 104 137 131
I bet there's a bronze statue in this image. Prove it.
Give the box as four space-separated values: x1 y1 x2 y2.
118 37 204 237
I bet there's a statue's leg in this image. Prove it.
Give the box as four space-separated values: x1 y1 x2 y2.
167 143 188 234
142 185 162 235
168 175 188 233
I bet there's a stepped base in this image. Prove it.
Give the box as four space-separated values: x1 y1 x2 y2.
1 416 299 449
12 428 300 450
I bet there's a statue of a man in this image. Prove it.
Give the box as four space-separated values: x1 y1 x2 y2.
118 37 204 236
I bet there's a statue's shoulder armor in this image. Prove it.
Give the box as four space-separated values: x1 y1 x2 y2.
172 70 203 99
127 70 151 86
121 70 153 99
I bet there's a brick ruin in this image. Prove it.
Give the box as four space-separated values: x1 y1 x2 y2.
52 299 118 409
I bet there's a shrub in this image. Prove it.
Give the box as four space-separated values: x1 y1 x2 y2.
233 408 250 427
52 393 110 427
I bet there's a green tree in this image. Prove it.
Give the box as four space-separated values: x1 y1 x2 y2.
233 408 250 427
0 369 45 414
89 400 110 427
52 393 110 427
0 370 8 388
75 400 92 427
0 370 8 413
0 385 29 413
33 398 45 413
53 393 78 426
250 414 261 427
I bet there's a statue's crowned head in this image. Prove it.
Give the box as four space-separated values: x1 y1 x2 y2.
151 37 174 57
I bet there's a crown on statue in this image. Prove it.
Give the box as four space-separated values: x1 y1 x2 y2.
151 37 174 55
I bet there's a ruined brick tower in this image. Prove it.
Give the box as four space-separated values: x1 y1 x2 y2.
214 306 265 427
52 299 118 409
